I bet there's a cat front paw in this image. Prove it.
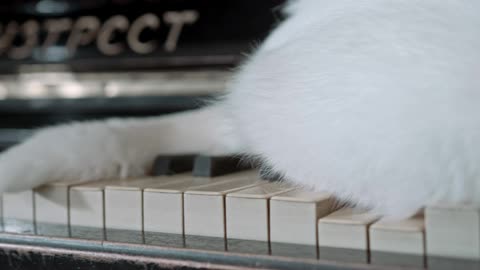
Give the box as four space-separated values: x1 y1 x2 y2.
0 122 145 193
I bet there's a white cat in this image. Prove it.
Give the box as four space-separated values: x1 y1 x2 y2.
1 0 480 218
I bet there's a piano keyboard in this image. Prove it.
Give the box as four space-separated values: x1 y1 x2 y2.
1 155 480 270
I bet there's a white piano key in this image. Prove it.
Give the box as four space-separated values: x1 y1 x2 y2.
225 182 293 241
184 171 262 238
369 216 425 255
144 180 197 235
426 204 480 259
104 174 190 231
34 180 87 226
3 190 35 232
270 190 332 246
69 182 108 229
318 208 379 250
144 171 258 235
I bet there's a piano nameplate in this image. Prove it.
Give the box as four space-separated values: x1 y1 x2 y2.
1 11 200 60
0 0 285 71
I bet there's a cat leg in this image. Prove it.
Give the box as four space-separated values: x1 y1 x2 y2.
0 104 242 192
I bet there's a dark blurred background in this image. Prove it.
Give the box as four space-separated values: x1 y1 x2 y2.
0 0 285 149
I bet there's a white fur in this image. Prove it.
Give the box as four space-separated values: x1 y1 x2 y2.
0 106 242 191
2 0 480 218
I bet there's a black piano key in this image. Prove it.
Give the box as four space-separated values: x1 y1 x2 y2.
152 155 195 176
192 155 252 177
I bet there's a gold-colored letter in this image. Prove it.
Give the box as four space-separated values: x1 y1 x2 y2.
66 16 100 55
8 20 39 59
97 15 129 56
127 13 160 54
42 18 72 50
163 10 199 52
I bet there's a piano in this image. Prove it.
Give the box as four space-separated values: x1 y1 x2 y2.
0 0 284 149
0 1 479 270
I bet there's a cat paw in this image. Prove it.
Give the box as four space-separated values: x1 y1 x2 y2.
0 122 146 193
